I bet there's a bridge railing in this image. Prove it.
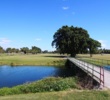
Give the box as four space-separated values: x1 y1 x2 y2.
70 58 105 87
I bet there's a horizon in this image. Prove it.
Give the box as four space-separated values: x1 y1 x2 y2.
0 0 110 50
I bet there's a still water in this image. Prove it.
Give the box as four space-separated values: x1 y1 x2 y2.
0 65 73 88
104 66 110 71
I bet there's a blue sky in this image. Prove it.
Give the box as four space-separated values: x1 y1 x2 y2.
0 0 110 51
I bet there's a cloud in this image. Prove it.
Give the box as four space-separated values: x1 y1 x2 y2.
62 6 69 10
35 38 42 41
0 38 11 45
98 40 107 49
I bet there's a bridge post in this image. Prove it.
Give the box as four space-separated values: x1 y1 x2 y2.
102 66 104 87
100 66 101 86
99 59 104 87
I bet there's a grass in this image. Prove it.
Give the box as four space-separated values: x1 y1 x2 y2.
0 90 110 100
77 54 110 60
77 54 110 66
0 77 79 96
0 53 66 66
0 53 110 100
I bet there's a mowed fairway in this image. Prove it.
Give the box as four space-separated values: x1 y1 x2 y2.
77 54 110 66
0 53 110 66
0 53 66 66
78 54 110 60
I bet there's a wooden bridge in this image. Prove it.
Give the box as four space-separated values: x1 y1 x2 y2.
68 58 110 89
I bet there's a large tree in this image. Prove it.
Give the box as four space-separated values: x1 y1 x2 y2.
52 25 101 57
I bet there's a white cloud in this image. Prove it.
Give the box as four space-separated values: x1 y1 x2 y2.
62 6 69 10
0 38 11 45
35 38 42 41
0 38 11 49
98 40 107 49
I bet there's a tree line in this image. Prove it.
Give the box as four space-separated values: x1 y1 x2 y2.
0 46 42 54
101 49 110 54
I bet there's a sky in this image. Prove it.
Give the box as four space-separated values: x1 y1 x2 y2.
0 0 110 51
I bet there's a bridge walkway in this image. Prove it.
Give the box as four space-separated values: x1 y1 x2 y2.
68 58 110 89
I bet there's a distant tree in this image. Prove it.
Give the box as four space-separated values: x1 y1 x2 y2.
102 49 110 54
15 49 19 53
97 49 102 54
11 48 19 53
31 46 41 54
52 25 101 57
6 48 19 53
20 47 29 54
0 46 4 53
52 50 60 53
6 48 12 53
42 50 48 53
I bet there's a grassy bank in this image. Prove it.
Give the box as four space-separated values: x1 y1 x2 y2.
0 53 66 66
0 90 110 100
0 77 79 96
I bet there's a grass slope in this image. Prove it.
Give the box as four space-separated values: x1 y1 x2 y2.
0 90 110 100
0 77 79 96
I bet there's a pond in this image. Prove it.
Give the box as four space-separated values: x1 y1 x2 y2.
0 65 74 88
104 66 110 71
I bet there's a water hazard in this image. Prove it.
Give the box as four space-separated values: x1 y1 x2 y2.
104 66 110 71
0 65 74 88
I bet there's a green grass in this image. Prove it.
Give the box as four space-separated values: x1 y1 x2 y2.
77 54 110 60
0 77 79 96
77 54 110 66
0 53 110 100
0 53 66 66
0 90 110 100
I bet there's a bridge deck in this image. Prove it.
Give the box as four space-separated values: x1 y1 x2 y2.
68 58 110 89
